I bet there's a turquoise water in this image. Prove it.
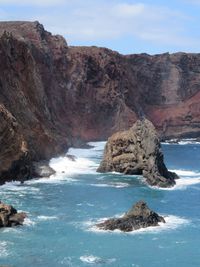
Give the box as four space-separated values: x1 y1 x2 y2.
0 141 200 267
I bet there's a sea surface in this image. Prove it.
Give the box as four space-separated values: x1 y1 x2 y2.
0 141 200 267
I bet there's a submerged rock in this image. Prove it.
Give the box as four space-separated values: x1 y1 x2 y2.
66 155 77 162
32 160 56 178
0 201 26 227
97 119 178 187
96 200 165 232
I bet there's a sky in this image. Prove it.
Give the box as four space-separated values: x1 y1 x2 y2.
0 0 200 54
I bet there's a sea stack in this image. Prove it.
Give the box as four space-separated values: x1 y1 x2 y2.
96 200 165 232
97 119 178 187
0 201 26 227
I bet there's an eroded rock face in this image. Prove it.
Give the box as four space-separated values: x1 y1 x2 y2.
0 21 200 183
0 201 26 227
96 200 165 232
0 104 32 184
97 119 178 187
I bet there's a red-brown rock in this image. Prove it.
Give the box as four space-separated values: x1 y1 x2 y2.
0 21 200 183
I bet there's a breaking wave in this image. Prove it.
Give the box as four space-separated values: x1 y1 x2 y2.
80 255 116 265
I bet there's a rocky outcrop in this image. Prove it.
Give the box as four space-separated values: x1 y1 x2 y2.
97 119 178 187
32 161 55 178
0 21 200 183
0 104 32 185
0 201 26 227
96 200 165 232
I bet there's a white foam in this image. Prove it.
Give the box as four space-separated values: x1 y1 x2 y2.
86 214 189 235
37 215 58 221
150 177 200 191
26 175 77 185
23 217 36 226
0 181 40 192
163 138 200 145
170 169 200 177
174 177 200 189
1 227 20 234
50 156 97 176
80 255 116 265
179 140 200 145
86 203 94 207
48 142 106 177
90 182 130 188
0 241 12 258
148 169 200 191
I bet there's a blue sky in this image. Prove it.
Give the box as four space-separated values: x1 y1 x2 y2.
0 0 200 54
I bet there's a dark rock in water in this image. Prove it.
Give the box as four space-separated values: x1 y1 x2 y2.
66 155 77 162
32 160 56 178
97 119 178 187
96 200 165 232
0 201 26 227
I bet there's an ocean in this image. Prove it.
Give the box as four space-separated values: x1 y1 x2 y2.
0 141 200 267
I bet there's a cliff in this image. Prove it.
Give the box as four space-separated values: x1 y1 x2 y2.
0 21 200 183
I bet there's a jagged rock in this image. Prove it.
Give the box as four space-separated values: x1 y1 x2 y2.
97 119 178 187
0 201 26 227
96 200 165 232
32 160 55 178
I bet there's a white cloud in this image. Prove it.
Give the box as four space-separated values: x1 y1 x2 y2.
33 1 191 47
0 0 65 7
112 3 146 18
0 0 198 51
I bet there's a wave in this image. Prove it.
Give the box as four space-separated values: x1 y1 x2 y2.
163 138 200 145
26 175 77 185
174 177 200 189
0 241 12 258
151 178 200 191
37 215 58 221
80 255 116 265
0 181 40 192
49 142 106 177
50 156 97 176
85 214 189 235
23 217 36 226
170 169 200 177
90 182 130 188
149 169 200 191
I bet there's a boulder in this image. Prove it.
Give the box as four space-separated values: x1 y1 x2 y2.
66 155 76 161
32 160 56 178
96 200 165 232
97 119 178 187
0 201 26 227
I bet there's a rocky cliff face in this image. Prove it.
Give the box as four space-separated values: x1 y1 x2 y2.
0 21 200 183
